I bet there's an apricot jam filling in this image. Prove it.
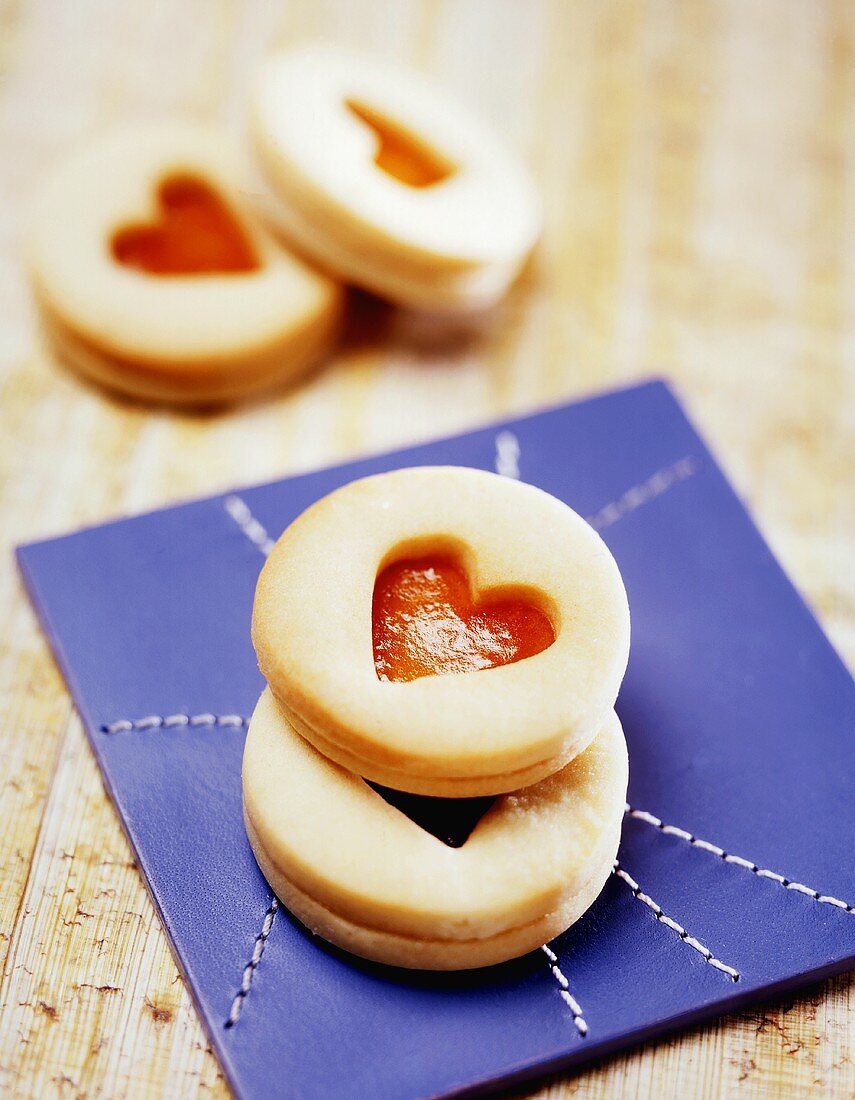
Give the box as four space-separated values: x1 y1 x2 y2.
111 174 261 275
372 555 555 683
345 100 455 188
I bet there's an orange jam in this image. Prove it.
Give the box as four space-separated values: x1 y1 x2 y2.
345 101 455 188
111 174 261 275
372 556 555 682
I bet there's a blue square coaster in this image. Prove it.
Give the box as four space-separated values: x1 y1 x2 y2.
17 380 855 1099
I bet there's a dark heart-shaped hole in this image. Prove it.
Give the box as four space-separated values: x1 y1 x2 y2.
369 782 495 848
111 173 261 276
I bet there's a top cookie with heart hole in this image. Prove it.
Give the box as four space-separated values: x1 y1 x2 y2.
27 122 342 404
252 466 630 797
250 45 542 313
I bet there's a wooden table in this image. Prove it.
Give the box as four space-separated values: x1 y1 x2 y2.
1 1 852 1096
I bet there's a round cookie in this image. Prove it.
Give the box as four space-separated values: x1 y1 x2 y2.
249 45 541 313
28 123 343 405
252 466 630 798
243 688 628 970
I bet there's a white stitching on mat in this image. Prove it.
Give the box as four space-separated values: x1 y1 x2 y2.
101 713 249 734
625 805 855 915
540 944 587 1035
587 456 699 532
225 898 280 1028
494 431 521 479
613 861 740 980
224 495 275 557
225 454 698 556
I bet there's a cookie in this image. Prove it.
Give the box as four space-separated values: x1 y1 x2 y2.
243 688 628 970
28 123 343 404
252 466 630 797
250 45 541 313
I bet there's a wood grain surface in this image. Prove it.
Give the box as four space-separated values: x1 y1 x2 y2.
0 1 853 1097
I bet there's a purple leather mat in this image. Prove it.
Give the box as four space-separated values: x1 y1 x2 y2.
17 380 855 1099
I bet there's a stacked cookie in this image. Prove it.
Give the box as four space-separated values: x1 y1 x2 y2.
251 45 541 314
29 125 342 405
243 466 631 970
28 47 541 405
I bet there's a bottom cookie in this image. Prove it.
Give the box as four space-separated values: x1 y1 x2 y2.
243 688 628 970
37 290 341 407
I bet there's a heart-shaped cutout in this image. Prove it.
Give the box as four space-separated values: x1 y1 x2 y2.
369 782 495 848
345 100 455 188
373 555 555 683
111 173 261 276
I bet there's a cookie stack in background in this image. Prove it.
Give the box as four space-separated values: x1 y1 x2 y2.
243 466 631 970
250 45 541 314
28 45 541 406
29 124 343 406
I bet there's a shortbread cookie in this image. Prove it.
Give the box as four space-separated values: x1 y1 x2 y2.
29 124 342 404
250 45 541 312
243 688 628 970
252 466 630 797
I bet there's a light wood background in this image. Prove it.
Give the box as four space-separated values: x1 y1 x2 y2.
0 1 853 1097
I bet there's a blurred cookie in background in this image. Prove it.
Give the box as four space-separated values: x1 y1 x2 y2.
28 123 343 406
250 45 542 314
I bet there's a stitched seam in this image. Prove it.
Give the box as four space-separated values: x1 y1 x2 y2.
613 861 739 980
495 431 521 479
541 944 587 1035
226 453 699 561
225 898 279 1028
626 805 855 915
587 456 700 532
101 713 249 734
224 495 275 557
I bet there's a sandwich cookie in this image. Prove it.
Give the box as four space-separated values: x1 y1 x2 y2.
250 45 541 313
29 123 342 404
252 466 630 797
